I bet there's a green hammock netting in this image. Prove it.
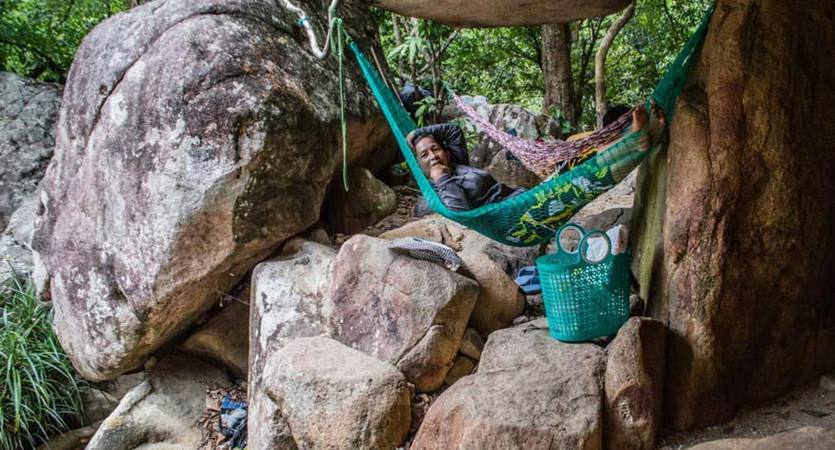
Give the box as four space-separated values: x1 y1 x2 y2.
348 5 713 247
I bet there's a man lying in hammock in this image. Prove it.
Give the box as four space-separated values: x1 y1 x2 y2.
407 102 665 212
407 123 524 212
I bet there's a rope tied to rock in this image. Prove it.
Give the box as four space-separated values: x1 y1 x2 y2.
279 0 340 60
279 0 351 191
331 17 350 192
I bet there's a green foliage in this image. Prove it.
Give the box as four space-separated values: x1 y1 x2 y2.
0 0 129 82
377 0 710 129
412 96 437 127
0 272 86 450
578 0 712 125
442 26 543 110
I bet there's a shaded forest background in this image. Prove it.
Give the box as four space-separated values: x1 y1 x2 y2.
1 0 709 131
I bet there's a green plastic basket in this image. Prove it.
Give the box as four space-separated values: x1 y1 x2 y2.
536 224 631 342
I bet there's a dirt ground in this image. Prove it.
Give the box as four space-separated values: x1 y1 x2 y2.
658 373 835 448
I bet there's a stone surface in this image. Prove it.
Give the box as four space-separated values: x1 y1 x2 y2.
98 372 146 403
327 167 398 234
459 248 525 334
308 227 330 245
630 0 835 429
5 192 39 248
604 317 666 450
0 233 32 285
688 426 835 450
251 337 412 450
331 235 479 392
380 215 539 277
80 388 120 426
444 355 475 386
366 0 632 27
86 353 231 450
180 301 249 377
380 217 536 334
411 319 606 449
248 239 337 447
37 422 101 450
570 169 636 230
31 0 388 381
821 375 835 392
0 72 61 230
459 328 484 360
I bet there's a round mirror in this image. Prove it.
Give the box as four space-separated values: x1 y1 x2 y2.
579 230 611 264
557 224 584 254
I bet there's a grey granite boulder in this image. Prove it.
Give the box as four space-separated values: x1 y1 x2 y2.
31 0 387 381
412 319 606 449
248 239 339 448
331 235 479 392
0 72 61 230
250 337 412 450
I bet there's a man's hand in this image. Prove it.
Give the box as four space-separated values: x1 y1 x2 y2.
429 164 450 181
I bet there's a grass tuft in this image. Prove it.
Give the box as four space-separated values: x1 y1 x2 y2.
0 271 86 450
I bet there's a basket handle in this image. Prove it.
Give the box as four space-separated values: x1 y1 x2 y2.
578 230 612 265
556 223 585 255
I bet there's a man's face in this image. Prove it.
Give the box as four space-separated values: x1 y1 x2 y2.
414 135 450 177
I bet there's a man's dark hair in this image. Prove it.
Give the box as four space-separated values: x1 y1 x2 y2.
409 128 438 149
603 104 631 127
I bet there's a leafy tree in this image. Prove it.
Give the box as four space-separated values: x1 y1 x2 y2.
0 0 129 82
376 0 711 130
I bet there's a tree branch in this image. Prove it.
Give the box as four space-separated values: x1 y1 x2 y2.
595 1 636 127
663 0 684 42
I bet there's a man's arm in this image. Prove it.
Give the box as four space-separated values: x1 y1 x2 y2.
432 175 473 211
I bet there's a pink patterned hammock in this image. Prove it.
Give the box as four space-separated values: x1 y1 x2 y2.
453 94 634 179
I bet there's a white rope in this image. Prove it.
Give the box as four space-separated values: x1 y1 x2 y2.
278 0 341 60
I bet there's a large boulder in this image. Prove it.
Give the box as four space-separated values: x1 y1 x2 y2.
459 248 525 334
604 317 666 450
31 0 389 381
86 353 231 450
0 72 61 230
327 167 398 234
380 217 535 334
630 0 835 429
251 337 412 450
331 235 479 392
248 239 338 447
411 319 606 449
366 0 632 27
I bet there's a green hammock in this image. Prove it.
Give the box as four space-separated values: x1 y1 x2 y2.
347 5 713 247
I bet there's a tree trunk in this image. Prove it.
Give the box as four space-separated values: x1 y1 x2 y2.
391 14 406 80
595 1 635 127
631 0 835 430
541 23 575 127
